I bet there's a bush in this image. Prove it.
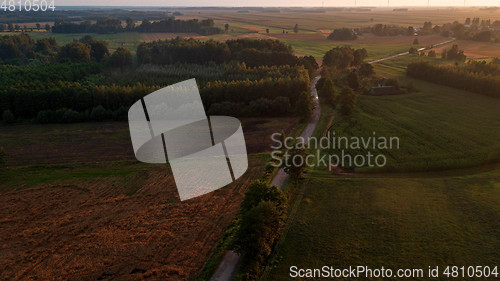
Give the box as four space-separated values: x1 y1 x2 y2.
36 108 83 123
36 110 53 123
112 106 129 121
90 105 107 121
2 110 15 124
62 109 82 123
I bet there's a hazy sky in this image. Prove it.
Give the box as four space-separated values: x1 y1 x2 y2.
57 0 500 7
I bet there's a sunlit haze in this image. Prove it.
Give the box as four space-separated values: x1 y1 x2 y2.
57 0 500 7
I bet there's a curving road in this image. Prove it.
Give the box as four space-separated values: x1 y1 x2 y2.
209 75 322 281
210 37 458 280
367 38 456 64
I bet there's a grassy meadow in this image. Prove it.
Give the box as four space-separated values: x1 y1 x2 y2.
267 172 500 280
308 55 500 173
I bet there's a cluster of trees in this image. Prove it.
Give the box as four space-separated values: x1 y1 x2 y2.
0 33 132 67
0 33 40 62
137 38 296 66
322 46 368 71
327 28 358 41
52 18 223 35
439 20 499 42
441 44 467 62
201 74 312 118
359 20 499 43
0 23 51 33
367 24 411 36
464 58 500 76
137 37 318 78
315 77 357 115
406 61 500 98
233 180 287 280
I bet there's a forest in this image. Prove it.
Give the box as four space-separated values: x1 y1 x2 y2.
0 34 315 124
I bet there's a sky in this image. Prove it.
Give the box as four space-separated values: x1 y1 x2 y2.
57 0 500 7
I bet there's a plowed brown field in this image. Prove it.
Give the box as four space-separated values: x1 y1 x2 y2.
0 117 297 280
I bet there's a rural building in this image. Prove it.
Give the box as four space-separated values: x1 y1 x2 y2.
368 86 399 96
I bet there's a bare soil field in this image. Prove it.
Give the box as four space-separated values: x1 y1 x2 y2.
239 25 266 32
433 40 500 58
0 158 264 280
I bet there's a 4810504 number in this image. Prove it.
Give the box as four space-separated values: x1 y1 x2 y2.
1 0 55 11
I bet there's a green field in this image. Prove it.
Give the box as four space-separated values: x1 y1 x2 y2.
267 172 500 280
312 55 500 173
283 39 410 60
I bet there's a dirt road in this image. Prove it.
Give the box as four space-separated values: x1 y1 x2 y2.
209 75 322 281
368 38 456 64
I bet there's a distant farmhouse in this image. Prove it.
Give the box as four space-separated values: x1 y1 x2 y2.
369 86 399 96
368 78 400 96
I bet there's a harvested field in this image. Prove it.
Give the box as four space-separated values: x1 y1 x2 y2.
433 39 500 58
0 157 265 280
0 116 298 279
239 25 266 32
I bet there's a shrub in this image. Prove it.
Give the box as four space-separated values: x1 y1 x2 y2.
112 106 129 121
62 109 82 123
2 110 15 124
90 105 107 121
36 110 53 123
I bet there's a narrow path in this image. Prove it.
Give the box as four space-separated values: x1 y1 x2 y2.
270 75 321 190
209 75 322 281
367 38 456 64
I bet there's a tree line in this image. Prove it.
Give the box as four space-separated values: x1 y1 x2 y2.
0 62 313 123
406 61 500 98
52 18 223 35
